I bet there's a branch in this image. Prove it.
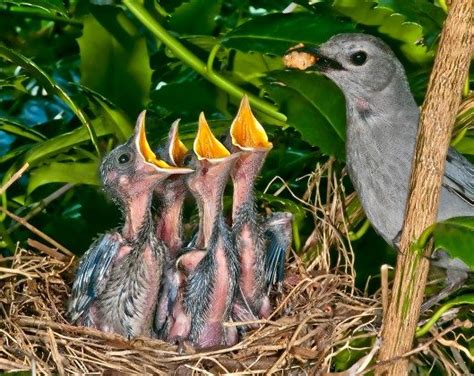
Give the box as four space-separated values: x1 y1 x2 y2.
122 0 287 123
378 0 473 374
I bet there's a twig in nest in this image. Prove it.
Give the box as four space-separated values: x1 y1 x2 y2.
0 163 29 195
0 207 73 257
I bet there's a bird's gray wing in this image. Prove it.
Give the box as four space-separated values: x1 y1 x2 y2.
67 233 120 323
443 148 474 205
264 212 293 286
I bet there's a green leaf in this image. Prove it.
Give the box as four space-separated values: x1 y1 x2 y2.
332 0 445 63
20 116 112 167
221 12 356 55
0 118 46 142
231 51 283 87
169 0 222 35
0 0 67 15
264 70 346 158
78 6 152 117
433 217 474 270
28 161 100 194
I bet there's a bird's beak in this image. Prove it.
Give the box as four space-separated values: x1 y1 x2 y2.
194 112 234 163
283 44 344 71
167 119 189 167
135 111 193 174
230 96 272 152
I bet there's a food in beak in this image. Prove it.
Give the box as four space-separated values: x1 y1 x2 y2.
194 112 231 160
230 96 272 151
282 43 319 70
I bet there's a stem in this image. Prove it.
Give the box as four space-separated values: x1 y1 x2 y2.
415 293 474 337
123 0 287 123
348 218 370 241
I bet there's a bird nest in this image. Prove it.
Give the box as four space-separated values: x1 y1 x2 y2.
0 161 467 375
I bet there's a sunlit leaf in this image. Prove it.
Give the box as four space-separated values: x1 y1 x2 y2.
0 117 46 141
28 161 99 194
332 0 445 62
78 6 152 117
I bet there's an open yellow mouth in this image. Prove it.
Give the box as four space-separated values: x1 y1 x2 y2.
136 111 172 169
168 119 188 166
194 112 230 160
230 96 272 150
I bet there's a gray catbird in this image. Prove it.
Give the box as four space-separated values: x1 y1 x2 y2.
68 112 193 338
284 33 474 247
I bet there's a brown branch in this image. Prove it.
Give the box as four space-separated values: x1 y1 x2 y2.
0 163 29 195
377 0 473 374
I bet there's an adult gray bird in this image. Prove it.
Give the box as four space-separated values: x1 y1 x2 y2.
168 113 240 348
68 112 193 338
283 33 474 247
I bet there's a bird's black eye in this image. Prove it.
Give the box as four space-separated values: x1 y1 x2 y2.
118 153 130 164
350 51 367 66
183 154 193 167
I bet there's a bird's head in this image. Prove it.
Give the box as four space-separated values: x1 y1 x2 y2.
100 111 193 202
185 112 239 198
284 33 404 97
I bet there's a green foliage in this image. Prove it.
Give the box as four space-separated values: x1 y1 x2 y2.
78 6 153 117
332 0 445 62
432 217 474 271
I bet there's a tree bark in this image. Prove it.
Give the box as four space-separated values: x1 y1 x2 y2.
377 0 473 374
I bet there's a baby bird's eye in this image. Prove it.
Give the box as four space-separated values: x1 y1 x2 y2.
183 154 193 167
118 153 131 164
350 51 367 66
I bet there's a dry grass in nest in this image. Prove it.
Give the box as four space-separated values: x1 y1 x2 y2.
0 160 470 375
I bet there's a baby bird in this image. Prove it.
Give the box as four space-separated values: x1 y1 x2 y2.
229 97 293 322
68 112 192 338
153 120 191 337
169 113 240 348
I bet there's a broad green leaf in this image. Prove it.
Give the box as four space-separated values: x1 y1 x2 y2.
20 116 113 167
0 118 46 142
0 0 67 15
169 0 222 35
433 217 474 270
221 12 356 55
264 70 346 158
28 161 100 194
454 133 474 155
78 6 152 117
231 51 283 87
332 0 445 63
